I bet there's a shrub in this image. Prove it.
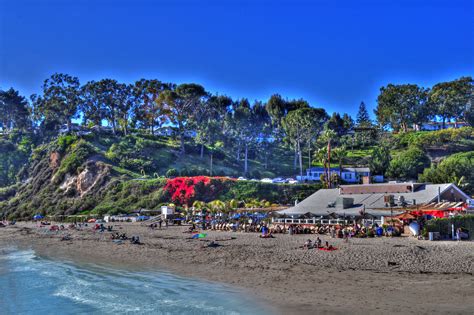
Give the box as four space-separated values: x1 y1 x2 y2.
166 168 178 178
54 140 96 183
419 151 474 194
424 215 474 240
164 176 235 205
57 135 77 152
386 146 430 180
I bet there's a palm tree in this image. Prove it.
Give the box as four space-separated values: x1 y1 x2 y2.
192 200 206 215
315 147 329 187
319 129 337 188
207 200 226 214
332 146 347 175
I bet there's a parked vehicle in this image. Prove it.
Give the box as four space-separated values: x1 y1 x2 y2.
286 178 298 184
272 177 287 183
237 177 247 181
260 178 273 183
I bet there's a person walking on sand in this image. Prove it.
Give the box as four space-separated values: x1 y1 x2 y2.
159 219 162 229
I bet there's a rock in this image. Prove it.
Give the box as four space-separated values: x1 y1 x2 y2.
58 160 110 197
49 151 61 170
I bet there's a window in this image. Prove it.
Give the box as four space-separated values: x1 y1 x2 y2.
344 173 351 179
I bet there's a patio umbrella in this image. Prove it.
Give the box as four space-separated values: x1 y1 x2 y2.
395 212 416 220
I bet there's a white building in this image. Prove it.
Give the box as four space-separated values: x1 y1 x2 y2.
413 121 469 131
297 167 382 183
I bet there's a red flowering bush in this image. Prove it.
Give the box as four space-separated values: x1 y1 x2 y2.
164 176 235 205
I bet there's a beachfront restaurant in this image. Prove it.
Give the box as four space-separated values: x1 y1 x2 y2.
274 182 471 225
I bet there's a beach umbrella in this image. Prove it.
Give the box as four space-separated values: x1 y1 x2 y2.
33 214 44 220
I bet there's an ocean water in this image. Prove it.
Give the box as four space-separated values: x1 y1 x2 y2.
0 248 269 315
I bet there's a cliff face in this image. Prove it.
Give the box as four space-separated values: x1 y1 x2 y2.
0 140 116 219
59 161 111 197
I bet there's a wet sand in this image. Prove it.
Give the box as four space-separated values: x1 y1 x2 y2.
1 222 473 314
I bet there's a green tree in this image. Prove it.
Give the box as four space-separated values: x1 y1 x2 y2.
386 147 430 179
265 94 309 140
314 128 337 187
429 76 473 128
80 81 104 127
370 145 391 175
326 112 351 136
282 108 324 177
419 151 474 194
195 94 231 158
31 73 81 133
157 83 207 155
80 79 126 134
356 102 371 126
0 88 31 132
132 79 173 135
332 146 347 175
375 84 429 132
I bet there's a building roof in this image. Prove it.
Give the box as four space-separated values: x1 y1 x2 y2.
343 167 370 173
279 183 463 217
307 167 339 172
307 167 370 173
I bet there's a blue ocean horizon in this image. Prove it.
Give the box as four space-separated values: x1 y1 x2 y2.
0 247 269 315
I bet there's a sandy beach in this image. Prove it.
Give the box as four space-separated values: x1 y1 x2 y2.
1 222 473 314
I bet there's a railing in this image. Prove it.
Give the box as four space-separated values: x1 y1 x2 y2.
271 217 382 225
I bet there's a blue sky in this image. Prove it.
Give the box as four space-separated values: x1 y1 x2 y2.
0 0 473 118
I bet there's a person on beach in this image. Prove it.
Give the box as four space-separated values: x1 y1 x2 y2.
315 237 322 248
325 241 333 250
304 239 313 249
159 219 163 229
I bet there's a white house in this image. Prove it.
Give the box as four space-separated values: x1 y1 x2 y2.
297 167 383 183
413 121 469 131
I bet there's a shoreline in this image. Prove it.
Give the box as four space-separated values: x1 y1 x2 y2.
1 222 474 314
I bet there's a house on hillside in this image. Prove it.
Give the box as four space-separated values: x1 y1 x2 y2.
413 121 469 131
297 167 382 183
278 182 471 221
156 127 197 138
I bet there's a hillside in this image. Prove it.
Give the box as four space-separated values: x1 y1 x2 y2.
1 127 473 219
0 133 320 219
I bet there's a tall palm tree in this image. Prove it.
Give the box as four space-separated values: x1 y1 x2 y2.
315 147 329 187
332 146 347 175
319 129 337 188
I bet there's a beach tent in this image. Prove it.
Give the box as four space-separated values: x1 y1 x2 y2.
33 214 44 220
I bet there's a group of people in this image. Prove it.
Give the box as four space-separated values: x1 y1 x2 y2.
269 223 402 238
303 237 336 250
186 218 405 240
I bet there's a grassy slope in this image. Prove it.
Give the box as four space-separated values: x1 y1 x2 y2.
1 127 473 219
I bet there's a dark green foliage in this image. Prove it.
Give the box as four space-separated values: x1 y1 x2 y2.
57 135 78 152
419 151 474 194
394 127 473 151
423 215 474 240
386 146 430 180
356 102 371 126
166 168 178 178
0 184 18 201
223 181 320 204
370 145 391 176
0 139 29 186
